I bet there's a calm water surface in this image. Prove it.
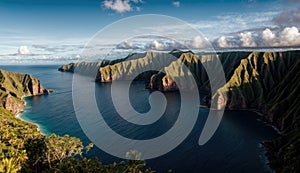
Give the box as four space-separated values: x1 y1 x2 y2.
0 65 277 173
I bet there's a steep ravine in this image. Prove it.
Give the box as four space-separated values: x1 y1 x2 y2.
215 51 300 173
59 50 300 173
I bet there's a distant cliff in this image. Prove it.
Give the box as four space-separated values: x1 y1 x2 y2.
59 50 300 172
0 69 51 115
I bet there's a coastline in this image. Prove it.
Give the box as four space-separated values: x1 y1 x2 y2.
211 107 279 172
15 96 47 135
237 109 279 173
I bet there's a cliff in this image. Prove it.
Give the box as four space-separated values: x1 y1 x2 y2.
0 69 51 115
214 51 300 173
149 51 250 91
59 50 300 172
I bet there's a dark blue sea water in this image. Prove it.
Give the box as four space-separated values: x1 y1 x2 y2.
0 65 277 173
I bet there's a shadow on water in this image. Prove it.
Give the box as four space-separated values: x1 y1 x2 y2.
1 65 277 173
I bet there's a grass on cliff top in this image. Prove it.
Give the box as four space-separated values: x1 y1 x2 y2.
0 69 38 98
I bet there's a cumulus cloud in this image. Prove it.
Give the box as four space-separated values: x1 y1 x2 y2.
188 36 211 49
215 26 300 48
261 27 300 47
217 36 231 48
143 39 186 51
147 40 166 51
116 41 139 49
18 46 32 55
279 26 300 46
239 32 257 47
102 0 142 13
172 1 180 7
103 0 132 13
262 28 276 46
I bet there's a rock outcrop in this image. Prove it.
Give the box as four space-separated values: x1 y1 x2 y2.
0 69 51 115
214 51 300 172
59 50 300 172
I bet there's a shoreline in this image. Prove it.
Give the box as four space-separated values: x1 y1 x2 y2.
16 90 279 172
200 104 279 172
226 108 279 172
16 96 46 135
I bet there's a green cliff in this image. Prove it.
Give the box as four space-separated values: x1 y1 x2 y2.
0 69 51 114
216 51 298 109
59 50 300 172
0 69 156 173
215 51 300 173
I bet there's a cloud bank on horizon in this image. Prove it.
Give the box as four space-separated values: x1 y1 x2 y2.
1 0 300 64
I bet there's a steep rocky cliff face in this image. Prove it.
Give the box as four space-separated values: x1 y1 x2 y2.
148 51 250 91
98 52 179 84
262 58 300 173
0 69 51 115
216 51 299 110
214 51 300 173
59 50 300 172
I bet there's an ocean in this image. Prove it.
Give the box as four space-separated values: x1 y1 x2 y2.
0 65 277 173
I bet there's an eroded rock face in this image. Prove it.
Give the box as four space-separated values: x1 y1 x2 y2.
216 51 299 110
0 69 51 115
3 95 24 115
162 75 178 91
57 50 300 172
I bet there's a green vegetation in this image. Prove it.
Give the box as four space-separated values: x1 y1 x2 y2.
59 50 300 173
215 51 300 173
262 57 300 173
0 107 157 172
0 69 50 115
0 69 158 173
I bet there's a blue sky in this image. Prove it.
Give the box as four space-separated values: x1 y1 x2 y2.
1 0 300 64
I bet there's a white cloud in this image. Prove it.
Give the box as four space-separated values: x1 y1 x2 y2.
239 32 257 47
279 26 300 46
217 36 231 48
172 1 180 7
103 0 132 13
215 26 300 48
142 39 187 51
131 0 143 3
18 46 32 55
262 28 276 46
189 36 210 49
148 40 166 51
102 0 143 13
116 41 139 49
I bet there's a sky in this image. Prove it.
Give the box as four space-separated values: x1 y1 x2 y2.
0 0 300 64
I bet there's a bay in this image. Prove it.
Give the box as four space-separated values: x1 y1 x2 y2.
0 65 277 173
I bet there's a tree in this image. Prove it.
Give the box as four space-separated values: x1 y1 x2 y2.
45 134 86 168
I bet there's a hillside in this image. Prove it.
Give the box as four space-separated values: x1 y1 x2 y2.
59 50 300 172
0 69 51 114
0 69 157 172
214 51 300 172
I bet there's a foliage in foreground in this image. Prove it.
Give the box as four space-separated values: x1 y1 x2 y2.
0 106 158 173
